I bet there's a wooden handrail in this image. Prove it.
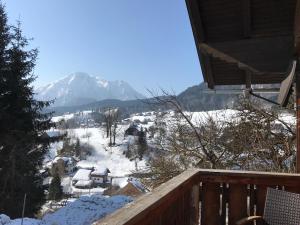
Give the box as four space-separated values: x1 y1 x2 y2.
195 169 300 187
96 169 200 225
95 169 300 225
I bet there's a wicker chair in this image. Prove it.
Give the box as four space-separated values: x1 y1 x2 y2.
236 188 300 225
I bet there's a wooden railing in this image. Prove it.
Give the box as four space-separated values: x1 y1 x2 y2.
95 169 300 225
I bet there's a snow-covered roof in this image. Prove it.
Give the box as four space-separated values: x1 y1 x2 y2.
45 161 53 169
53 157 68 163
72 169 91 181
76 161 95 170
75 180 93 187
46 130 65 137
51 114 74 123
52 156 75 165
91 166 110 176
128 178 147 192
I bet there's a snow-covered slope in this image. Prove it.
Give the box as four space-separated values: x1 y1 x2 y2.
36 72 145 107
0 195 132 225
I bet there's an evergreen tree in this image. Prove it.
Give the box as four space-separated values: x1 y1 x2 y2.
59 137 74 156
48 172 63 201
137 128 147 159
75 138 81 157
0 6 55 218
0 2 11 168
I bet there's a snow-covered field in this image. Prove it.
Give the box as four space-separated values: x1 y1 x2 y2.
2 109 295 225
71 127 145 177
0 195 132 225
42 110 150 200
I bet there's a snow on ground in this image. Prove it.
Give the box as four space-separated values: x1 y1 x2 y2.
45 113 147 196
61 177 72 194
0 195 132 225
112 177 128 188
277 112 296 125
190 109 238 124
41 195 132 225
72 187 106 196
0 214 40 225
131 114 155 124
72 128 145 177
189 109 295 126
48 109 295 181
51 113 74 123
2 109 295 225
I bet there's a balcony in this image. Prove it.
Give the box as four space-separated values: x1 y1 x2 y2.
96 169 300 225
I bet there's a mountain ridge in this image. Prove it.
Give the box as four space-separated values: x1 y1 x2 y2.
36 72 146 107
43 81 279 116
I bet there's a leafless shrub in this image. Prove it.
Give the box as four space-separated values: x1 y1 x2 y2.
139 91 296 188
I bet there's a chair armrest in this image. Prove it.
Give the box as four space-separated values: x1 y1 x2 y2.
236 216 265 225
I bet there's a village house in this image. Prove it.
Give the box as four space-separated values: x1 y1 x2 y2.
50 157 77 177
124 124 140 136
124 123 147 137
72 169 92 189
115 178 146 198
90 167 111 187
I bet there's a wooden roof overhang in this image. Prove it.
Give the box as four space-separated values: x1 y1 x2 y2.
186 0 300 89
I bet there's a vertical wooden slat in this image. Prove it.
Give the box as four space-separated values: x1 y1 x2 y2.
190 185 200 225
201 183 220 225
183 189 191 225
228 184 248 225
176 194 184 225
199 183 203 224
147 216 161 225
249 184 255 217
161 197 177 225
255 185 268 225
220 183 228 225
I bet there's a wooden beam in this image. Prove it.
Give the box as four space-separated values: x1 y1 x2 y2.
199 43 260 74
199 43 286 80
185 0 209 87
245 70 252 88
277 60 297 106
242 0 251 38
185 0 205 42
202 52 215 89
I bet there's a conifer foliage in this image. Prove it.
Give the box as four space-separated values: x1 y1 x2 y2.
0 2 54 218
48 172 63 201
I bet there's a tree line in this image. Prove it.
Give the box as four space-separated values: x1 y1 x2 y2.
0 2 55 218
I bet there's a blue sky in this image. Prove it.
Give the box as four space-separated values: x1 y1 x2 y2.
3 0 203 95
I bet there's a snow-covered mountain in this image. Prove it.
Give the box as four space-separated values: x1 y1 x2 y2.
35 72 145 107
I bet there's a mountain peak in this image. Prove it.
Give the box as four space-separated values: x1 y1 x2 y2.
36 73 145 107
